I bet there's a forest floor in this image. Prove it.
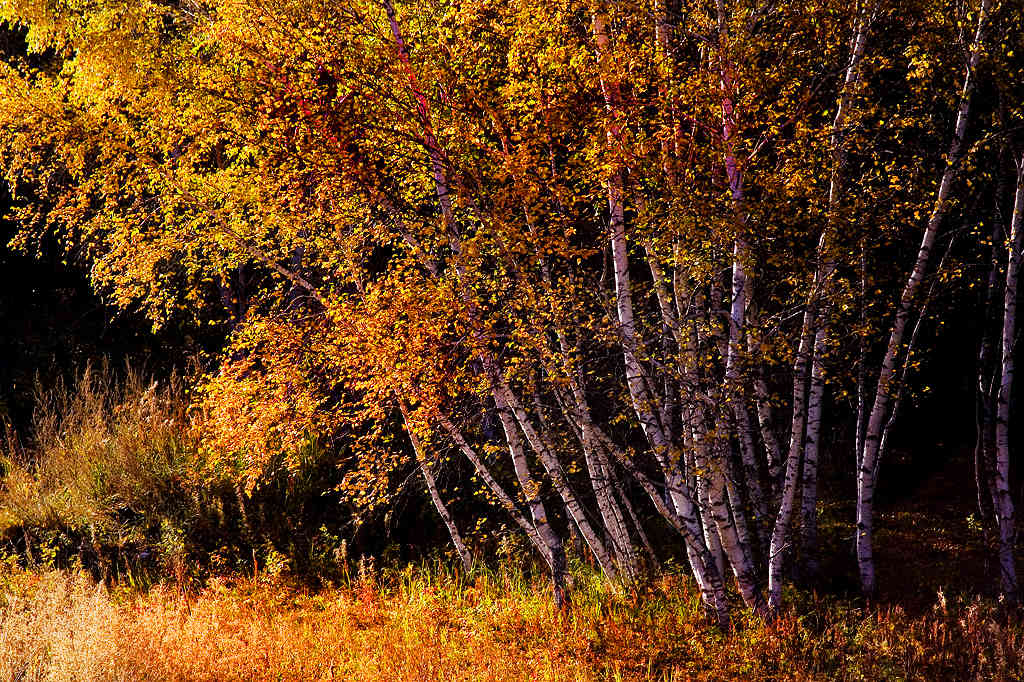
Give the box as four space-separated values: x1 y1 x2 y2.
0 456 1021 681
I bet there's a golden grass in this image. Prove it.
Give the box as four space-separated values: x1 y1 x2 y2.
0 363 193 537
0 565 1021 681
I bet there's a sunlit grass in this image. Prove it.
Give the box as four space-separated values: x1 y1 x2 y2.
0 562 1021 681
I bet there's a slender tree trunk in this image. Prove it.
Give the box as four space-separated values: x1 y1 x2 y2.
713 0 770 550
547 318 639 580
614 475 661 571
992 156 1023 603
856 242 869 474
800 8 871 581
977 185 1009 522
857 0 990 596
768 316 814 608
493 400 572 607
593 428 731 626
400 405 473 572
385 1 606 603
592 11 725 598
593 14 671 456
697 435 768 615
493 380 620 581
748 340 783 499
436 414 550 561
800 327 826 579
977 221 1003 522
695 449 728 580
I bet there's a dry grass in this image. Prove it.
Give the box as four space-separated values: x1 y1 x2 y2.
0 565 1021 681
1 368 1020 680
0 363 193 538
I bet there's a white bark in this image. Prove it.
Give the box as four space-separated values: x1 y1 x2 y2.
768 315 814 608
697 434 767 615
594 13 672 458
385 3 605 603
762 6 873 600
592 12 724 597
400 404 473 572
857 0 990 596
800 327 826 578
799 8 871 581
713 0 770 553
436 414 549 560
993 156 1023 603
492 400 571 606
492 380 621 581
540 275 640 580
749 345 783 498
596 429 731 627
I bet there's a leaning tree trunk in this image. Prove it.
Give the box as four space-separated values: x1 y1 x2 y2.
767 4 873 606
493 399 573 607
768 316 814 608
401 404 474 573
800 6 872 580
591 10 732 614
976 212 1004 523
857 0 990 596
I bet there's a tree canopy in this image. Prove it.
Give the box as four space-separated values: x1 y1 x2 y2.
1 0 1022 621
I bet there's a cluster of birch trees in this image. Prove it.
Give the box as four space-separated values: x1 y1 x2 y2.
0 0 1021 623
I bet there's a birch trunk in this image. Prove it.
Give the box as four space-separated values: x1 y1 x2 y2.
386 1 601 601
800 8 871 580
400 404 473 572
857 0 990 596
713 0 770 545
493 401 571 607
593 14 671 457
976 215 1004 522
768 315 814 608
748 340 783 498
590 426 731 626
799 328 826 579
695 448 728 580
992 157 1024 603
592 12 722 593
699 436 768 615
562 377 724 606
543 283 640 579
614 475 661 571
436 414 550 563
493 380 620 581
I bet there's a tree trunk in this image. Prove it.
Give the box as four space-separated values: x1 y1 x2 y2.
400 404 473 573
992 156 1023 603
493 399 572 607
857 0 990 596
768 316 813 608
800 326 826 580
800 7 871 581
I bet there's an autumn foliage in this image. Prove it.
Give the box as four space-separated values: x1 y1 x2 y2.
0 0 1022 632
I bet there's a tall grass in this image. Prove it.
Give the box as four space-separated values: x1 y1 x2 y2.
0 363 198 579
0 363 366 584
1 363 192 529
0 563 1020 681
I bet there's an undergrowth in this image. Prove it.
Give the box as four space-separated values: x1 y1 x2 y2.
0 364 353 584
1 366 1021 680
0 562 1021 681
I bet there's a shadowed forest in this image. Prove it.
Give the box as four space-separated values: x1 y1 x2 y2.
0 0 1022 678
